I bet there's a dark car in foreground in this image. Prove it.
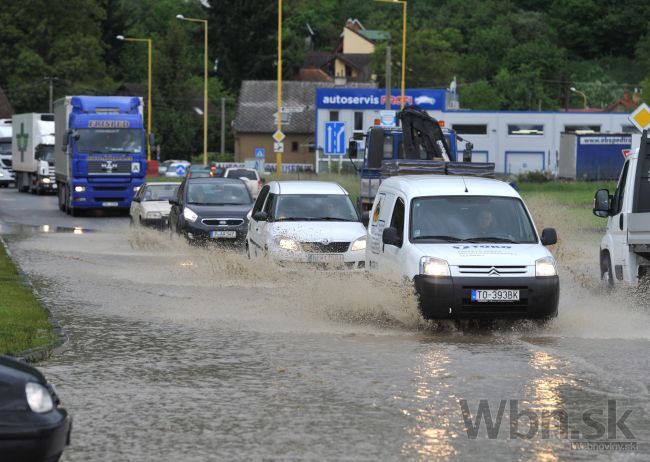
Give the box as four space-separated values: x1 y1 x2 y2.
168 177 253 245
0 355 71 462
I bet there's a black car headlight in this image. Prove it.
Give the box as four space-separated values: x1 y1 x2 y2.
25 382 54 413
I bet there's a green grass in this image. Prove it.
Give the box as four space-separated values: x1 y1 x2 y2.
0 244 54 355
517 180 617 231
517 180 616 206
145 176 183 183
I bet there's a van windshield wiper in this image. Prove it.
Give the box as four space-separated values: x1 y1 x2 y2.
463 236 517 243
314 217 355 221
412 235 462 242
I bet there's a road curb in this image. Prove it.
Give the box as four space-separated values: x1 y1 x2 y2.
0 234 69 363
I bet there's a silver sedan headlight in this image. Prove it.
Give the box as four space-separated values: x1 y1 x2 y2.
25 382 54 413
350 236 367 252
277 237 300 252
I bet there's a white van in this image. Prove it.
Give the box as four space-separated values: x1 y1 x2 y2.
367 175 559 319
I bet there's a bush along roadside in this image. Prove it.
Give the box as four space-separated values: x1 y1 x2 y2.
0 236 67 361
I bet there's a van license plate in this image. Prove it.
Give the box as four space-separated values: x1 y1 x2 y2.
210 230 236 238
471 289 520 302
308 254 343 263
102 202 118 207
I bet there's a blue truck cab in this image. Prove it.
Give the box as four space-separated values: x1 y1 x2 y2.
54 96 147 215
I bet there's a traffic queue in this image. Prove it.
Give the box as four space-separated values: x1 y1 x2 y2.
128 166 560 323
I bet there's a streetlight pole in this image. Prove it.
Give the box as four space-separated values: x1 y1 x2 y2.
177 15 209 167
276 0 283 176
570 87 588 109
376 0 407 109
116 35 153 161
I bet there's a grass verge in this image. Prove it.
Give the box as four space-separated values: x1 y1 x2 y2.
0 243 54 355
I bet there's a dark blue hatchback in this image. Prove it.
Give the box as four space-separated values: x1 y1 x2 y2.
0 355 71 462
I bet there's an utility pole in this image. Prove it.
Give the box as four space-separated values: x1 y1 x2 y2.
44 77 58 113
220 97 225 155
385 46 391 110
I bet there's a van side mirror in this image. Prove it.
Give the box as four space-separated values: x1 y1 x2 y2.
593 189 611 217
540 228 557 246
382 227 402 247
253 211 268 221
348 140 358 159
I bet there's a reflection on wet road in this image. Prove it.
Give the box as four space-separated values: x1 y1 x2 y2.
0 188 648 460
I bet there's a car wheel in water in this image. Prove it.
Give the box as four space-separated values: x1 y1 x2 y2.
600 252 614 289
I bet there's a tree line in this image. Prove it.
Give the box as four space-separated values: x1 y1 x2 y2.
1 0 648 158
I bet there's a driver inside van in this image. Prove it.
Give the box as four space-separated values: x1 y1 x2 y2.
476 209 498 236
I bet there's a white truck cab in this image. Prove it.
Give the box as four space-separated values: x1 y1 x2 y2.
593 130 650 285
367 175 559 320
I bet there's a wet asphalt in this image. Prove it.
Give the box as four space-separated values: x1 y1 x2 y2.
0 187 648 461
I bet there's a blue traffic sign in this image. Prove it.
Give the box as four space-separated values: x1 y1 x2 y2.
176 164 186 176
255 148 265 159
325 122 345 155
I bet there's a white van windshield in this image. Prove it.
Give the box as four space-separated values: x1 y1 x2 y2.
410 196 537 244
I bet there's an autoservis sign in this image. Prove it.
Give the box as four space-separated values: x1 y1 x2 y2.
316 88 446 110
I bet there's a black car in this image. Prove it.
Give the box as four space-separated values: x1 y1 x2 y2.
0 355 71 462
169 177 253 245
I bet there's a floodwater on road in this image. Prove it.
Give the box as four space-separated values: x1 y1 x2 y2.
0 188 649 461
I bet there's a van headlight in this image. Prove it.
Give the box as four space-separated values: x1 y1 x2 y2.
278 238 300 252
535 257 557 277
146 211 162 219
419 257 451 277
25 382 54 413
74 185 86 193
350 236 367 252
183 207 198 222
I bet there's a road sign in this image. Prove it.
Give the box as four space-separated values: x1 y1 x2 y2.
325 122 345 155
379 110 397 127
629 103 650 132
274 142 284 153
273 130 285 143
255 148 265 159
176 164 186 176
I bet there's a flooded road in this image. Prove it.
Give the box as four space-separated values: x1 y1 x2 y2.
1 188 649 461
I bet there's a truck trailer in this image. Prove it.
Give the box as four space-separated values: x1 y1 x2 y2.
0 118 14 187
12 113 56 194
54 96 147 215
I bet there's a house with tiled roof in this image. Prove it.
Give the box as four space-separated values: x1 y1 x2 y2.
233 80 375 165
296 19 389 83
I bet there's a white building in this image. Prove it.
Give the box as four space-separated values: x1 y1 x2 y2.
314 88 637 174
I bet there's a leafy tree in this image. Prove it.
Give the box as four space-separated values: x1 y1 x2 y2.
459 80 500 109
0 0 111 112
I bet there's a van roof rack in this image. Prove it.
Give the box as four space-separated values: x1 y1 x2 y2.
381 159 495 178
